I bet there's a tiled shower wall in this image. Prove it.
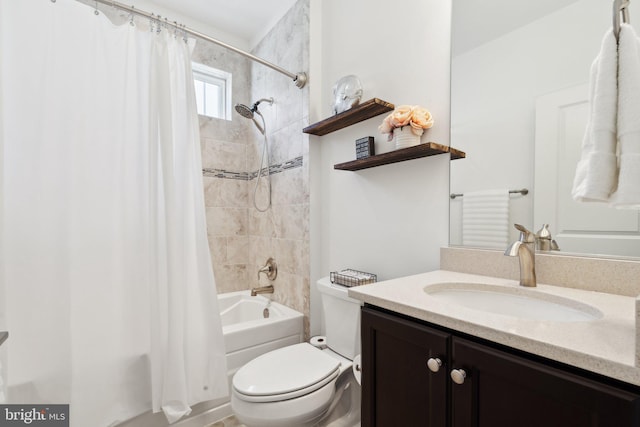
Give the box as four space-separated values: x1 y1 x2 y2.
194 0 311 335
249 0 310 336
194 43 253 294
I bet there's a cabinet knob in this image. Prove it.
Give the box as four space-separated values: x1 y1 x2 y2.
427 357 442 373
450 369 467 385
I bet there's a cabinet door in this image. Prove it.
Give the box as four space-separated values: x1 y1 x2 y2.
451 337 640 427
361 307 450 427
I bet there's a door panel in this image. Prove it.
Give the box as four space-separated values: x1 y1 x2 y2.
361 307 450 427
451 337 640 427
534 84 640 257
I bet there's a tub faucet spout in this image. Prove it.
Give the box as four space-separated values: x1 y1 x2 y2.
504 224 537 287
251 285 274 296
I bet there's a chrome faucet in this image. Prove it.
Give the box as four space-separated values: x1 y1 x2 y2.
251 285 274 296
504 224 537 287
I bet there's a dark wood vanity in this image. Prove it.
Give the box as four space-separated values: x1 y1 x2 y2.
361 306 640 427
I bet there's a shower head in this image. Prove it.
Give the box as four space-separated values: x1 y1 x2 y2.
234 97 274 119
235 103 255 119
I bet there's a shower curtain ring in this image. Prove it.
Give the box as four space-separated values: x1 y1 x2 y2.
94 1 99 15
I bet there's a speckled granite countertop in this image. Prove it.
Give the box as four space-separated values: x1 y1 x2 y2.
0 332 7 347
348 270 639 386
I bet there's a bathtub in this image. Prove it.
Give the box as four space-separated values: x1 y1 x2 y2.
117 291 304 427
220 291 304 380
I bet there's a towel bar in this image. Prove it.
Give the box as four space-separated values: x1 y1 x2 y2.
450 188 529 199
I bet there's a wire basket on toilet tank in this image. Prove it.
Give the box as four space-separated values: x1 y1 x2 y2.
330 269 377 287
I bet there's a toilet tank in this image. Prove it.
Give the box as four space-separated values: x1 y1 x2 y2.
317 277 363 360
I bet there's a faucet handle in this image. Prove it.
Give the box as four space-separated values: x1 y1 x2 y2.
535 224 561 251
536 224 552 239
514 224 535 243
257 257 278 281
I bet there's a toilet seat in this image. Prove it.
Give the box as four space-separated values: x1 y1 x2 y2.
233 343 341 403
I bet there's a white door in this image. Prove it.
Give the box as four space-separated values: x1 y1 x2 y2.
534 84 640 257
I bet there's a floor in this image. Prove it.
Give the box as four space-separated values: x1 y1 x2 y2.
206 414 361 427
206 415 245 427
211 372 361 427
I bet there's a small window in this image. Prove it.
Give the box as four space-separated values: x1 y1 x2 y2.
192 62 232 120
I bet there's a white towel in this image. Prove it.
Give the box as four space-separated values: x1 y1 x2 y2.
462 189 509 250
572 29 619 202
610 24 640 208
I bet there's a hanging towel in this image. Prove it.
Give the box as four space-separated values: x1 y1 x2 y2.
572 29 619 202
462 189 510 250
610 23 640 208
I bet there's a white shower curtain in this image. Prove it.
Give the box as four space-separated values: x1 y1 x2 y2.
0 0 227 425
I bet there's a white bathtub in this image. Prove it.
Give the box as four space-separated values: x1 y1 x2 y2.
220 291 304 380
117 291 304 427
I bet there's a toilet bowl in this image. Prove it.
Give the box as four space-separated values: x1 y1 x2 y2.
231 343 352 427
231 277 362 427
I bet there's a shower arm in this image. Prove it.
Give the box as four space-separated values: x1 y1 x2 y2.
88 0 308 89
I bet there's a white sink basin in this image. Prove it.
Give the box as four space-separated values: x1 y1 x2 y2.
424 283 603 322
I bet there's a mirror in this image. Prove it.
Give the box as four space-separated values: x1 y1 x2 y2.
450 0 640 259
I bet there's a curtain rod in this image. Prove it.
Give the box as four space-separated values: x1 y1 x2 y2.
88 0 308 89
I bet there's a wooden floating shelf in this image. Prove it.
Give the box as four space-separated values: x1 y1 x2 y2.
334 142 466 171
303 98 394 136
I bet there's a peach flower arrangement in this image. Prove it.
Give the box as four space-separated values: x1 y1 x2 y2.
378 105 434 141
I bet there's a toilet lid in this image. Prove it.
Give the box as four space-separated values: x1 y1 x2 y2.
233 343 341 403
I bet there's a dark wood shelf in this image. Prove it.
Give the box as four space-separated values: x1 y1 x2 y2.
303 98 394 136
334 142 466 171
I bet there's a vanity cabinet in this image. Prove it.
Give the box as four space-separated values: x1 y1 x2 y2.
361 306 640 427
361 306 449 426
451 337 640 427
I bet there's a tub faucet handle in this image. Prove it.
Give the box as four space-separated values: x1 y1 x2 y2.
257 257 277 281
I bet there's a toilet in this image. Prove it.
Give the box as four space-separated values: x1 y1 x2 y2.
231 277 363 427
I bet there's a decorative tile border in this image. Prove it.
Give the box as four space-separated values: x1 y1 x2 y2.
201 169 248 180
202 156 303 180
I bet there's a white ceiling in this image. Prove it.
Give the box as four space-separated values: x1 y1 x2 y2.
452 0 583 56
124 1 587 56
130 0 299 48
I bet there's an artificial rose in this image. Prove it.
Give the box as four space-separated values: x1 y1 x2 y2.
409 121 425 136
389 105 412 127
378 104 434 141
411 106 434 129
378 114 394 134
